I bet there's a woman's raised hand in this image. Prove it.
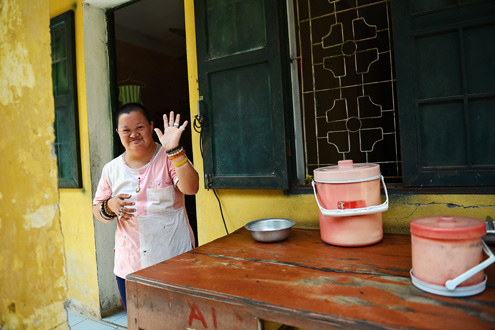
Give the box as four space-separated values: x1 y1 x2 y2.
154 111 188 150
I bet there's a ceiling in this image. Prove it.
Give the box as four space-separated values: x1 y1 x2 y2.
113 0 186 58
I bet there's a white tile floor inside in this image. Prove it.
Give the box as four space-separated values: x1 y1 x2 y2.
67 308 127 330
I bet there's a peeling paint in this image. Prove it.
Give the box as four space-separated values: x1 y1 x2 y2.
2 301 20 330
24 301 68 329
329 296 371 306
51 143 58 159
0 1 36 106
22 204 57 230
296 274 495 323
1 0 68 328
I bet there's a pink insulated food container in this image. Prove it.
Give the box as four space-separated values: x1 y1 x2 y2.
312 160 388 247
410 215 495 297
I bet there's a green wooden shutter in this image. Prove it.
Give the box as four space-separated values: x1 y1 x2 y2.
391 1 495 187
195 0 290 189
50 11 82 188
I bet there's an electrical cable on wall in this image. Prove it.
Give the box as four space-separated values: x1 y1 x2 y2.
193 113 229 235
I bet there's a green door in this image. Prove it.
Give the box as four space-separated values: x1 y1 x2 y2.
392 0 495 187
195 0 291 189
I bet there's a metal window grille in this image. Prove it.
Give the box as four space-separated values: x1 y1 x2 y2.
293 0 401 181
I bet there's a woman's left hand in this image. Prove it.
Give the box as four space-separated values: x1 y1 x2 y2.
154 111 188 150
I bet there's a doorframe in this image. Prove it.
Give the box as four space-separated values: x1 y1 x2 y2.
83 0 129 315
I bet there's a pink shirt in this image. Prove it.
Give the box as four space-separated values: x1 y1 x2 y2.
93 144 195 278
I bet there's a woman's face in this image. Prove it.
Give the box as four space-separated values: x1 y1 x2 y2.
116 110 154 152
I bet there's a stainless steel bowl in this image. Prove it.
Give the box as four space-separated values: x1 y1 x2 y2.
245 218 296 243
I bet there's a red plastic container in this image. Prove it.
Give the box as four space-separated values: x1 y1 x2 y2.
313 160 388 246
410 215 494 296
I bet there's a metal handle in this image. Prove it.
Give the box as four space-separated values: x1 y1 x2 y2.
197 96 205 118
312 175 389 217
486 216 495 234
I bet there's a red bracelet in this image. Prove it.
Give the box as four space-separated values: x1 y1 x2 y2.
168 149 186 160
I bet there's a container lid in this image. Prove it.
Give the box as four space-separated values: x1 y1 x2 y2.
410 216 486 240
313 160 380 182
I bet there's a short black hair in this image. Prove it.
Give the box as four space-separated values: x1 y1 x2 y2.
116 103 152 126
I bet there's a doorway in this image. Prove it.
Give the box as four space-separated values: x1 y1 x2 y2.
109 0 198 246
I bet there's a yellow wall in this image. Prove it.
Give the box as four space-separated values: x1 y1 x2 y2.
184 1 495 246
0 0 68 329
50 0 100 316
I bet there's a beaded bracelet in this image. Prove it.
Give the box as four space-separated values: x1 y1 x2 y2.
173 156 188 167
168 149 186 160
167 146 184 157
100 200 115 220
166 145 183 154
103 199 116 216
99 207 114 220
100 204 113 220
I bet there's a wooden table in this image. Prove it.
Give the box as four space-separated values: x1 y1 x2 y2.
126 229 495 329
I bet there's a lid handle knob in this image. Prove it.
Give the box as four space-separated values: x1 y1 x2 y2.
438 216 457 228
338 160 353 169
438 216 455 223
